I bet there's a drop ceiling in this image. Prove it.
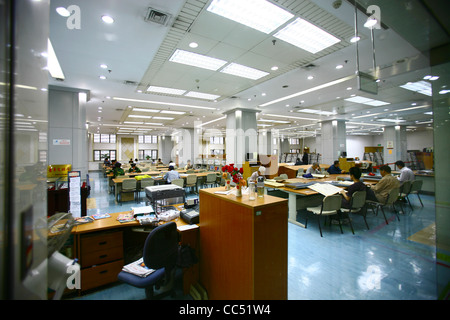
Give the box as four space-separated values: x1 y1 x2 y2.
47 0 449 137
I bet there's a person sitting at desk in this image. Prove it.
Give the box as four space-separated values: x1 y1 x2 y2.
366 165 400 203
112 162 125 178
249 166 266 183
339 166 366 208
103 157 111 166
295 157 303 165
169 160 176 167
129 158 134 164
157 158 163 165
395 160 415 185
128 163 141 173
327 160 346 174
184 160 193 170
163 166 180 184
305 162 321 175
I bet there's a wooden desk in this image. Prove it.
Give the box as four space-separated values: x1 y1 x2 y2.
199 187 288 300
277 163 331 178
72 209 199 293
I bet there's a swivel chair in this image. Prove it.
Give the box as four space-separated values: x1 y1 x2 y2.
118 222 179 299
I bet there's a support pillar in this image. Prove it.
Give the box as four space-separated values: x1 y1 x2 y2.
383 125 407 166
320 120 346 165
225 108 258 167
48 86 89 177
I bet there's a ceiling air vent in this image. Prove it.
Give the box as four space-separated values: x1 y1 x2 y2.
145 8 171 26
123 80 137 86
301 63 317 70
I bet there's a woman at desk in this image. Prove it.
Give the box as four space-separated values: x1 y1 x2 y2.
112 162 125 177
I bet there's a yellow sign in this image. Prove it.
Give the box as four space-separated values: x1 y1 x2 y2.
47 164 72 178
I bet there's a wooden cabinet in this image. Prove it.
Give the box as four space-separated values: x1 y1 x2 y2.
199 188 288 300
77 230 124 291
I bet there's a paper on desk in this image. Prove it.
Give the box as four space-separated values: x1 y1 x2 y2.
177 224 199 231
131 205 155 215
307 183 343 196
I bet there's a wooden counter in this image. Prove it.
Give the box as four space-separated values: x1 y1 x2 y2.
199 187 288 300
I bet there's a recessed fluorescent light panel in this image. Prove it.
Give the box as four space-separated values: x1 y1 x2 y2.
345 96 390 106
207 0 294 34
400 81 432 96
132 108 160 113
377 119 406 123
298 109 336 116
169 49 227 71
160 110 186 115
185 91 221 100
220 63 269 80
147 86 186 95
274 18 341 54
128 115 152 119
152 116 174 120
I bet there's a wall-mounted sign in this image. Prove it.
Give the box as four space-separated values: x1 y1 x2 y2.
387 141 394 149
47 164 72 178
53 139 71 145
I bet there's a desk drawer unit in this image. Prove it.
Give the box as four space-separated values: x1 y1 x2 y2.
79 230 124 291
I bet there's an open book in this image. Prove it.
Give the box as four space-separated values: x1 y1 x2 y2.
307 183 343 197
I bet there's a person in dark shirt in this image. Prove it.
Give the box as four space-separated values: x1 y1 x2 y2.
327 160 346 174
339 166 366 208
302 151 308 165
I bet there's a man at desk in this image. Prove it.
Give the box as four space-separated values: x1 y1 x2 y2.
164 166 181 184
395 160 415 185
327 160 346 174
184 160 193 170
305 162 321 175
366 165 400 203
128 163 142 173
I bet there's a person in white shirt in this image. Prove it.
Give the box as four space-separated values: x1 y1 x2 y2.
249 166 266 182
395 160 415 185
306 162 321 175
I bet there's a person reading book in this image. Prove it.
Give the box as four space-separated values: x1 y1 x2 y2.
339 166 366 208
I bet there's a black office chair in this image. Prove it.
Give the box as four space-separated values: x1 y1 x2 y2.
118 222 179 299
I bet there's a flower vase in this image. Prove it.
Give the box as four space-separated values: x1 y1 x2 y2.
236 184 242 197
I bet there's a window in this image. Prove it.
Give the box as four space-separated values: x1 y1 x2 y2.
94 134 116 143
210 136 224 144
289 138 299 145
139 135 158 144
289 149 300 153
94 150 116 161
139 149 158 160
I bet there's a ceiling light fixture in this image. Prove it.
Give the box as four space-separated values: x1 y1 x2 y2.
132 108 160 113
220 63 269 80
206 0 293 34
160 110 186 115
101 15 114 24
189 42 199 48
195 116 226 128
113 97 216 110
128 115 152 119
364 17 378 28
259 75 355 107
185 91 221 100
400 81 432 96
169 49 227 71
152 116 174 120
350 36 361 43
274 18 341 54
147 85 186 95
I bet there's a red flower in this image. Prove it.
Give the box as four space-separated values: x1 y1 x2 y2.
228 166 233 173
222 166 227 172
239 168 243 174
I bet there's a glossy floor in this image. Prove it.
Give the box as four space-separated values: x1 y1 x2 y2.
72 172 438 300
